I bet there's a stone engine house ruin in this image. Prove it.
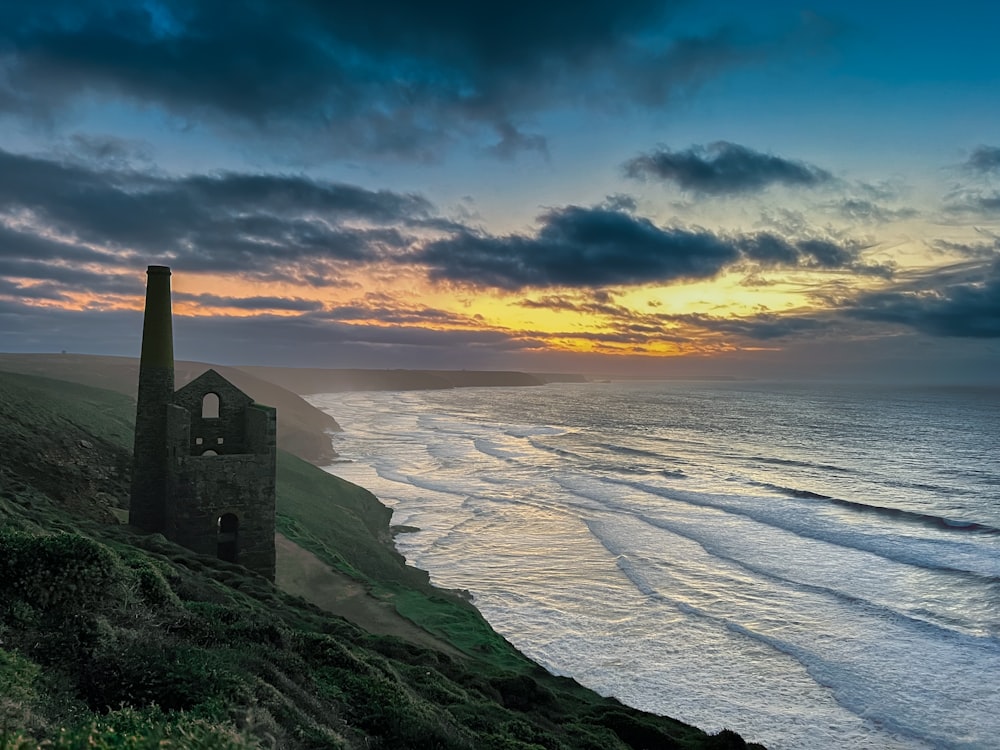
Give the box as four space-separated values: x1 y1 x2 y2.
130 265 276 580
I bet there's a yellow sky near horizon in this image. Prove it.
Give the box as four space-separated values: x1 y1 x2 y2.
4 231 972 362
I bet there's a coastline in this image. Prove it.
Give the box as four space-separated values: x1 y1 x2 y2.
305 382 1000 750
0 358 761 748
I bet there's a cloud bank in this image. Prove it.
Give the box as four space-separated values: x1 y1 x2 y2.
0 2 839 158
964 146 1000 174
1 143 995 376
624 141 833 195
417 205 878 290
849 260 1000 338
0 148 433 287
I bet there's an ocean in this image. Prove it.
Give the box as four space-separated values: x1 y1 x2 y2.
306 380 1000 750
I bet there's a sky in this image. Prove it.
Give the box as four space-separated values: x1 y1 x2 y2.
1 0 999 381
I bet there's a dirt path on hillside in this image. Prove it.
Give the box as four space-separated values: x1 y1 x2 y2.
274 533 464 659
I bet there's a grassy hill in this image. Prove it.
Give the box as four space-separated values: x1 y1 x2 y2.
0 369 761 749
0 354 341 465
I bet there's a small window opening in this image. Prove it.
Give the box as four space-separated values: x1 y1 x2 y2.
202 392 220 418
217 513 238 563
195 437 203 445
217 437 224 445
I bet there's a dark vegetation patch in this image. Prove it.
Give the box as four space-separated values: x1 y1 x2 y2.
0 369 762 749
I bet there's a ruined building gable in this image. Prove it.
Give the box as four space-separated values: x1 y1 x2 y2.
172 369 255 456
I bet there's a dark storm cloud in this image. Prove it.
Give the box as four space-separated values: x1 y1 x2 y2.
0 221 116 266
964 146 1000 174
737 233 803 265
1 149 883 300
0 249 143 296
0 148 431 285
0 2 839 158
796 238 856 268
417 206 741 289
848 261 1000 338
623 141 833 195
0 149 432 229
416 205 873 290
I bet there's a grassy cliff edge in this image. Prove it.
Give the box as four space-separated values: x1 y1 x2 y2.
0 369 761 749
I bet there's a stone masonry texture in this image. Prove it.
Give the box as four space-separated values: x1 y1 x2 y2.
131 266 276 580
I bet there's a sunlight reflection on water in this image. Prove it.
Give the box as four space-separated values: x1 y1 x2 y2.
310 382 1000 750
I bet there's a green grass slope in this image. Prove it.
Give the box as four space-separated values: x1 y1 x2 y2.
0 370 762 750
275 451 533 673
0 354 341 464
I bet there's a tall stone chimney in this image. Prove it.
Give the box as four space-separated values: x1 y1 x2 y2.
129 265 175 531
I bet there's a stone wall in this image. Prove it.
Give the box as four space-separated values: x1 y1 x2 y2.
172 370 254 456
166 453 276 580
164 371 277 580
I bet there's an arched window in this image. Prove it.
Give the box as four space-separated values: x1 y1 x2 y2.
202 392 220 418
201 449 218 456
217 513 239 563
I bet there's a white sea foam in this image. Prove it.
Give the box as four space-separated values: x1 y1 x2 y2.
308 383 1000 750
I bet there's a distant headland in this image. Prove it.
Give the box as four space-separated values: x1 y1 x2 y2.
239 365 587 395
0 353 586 461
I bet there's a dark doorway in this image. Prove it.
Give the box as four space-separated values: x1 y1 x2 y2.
217 513 239 563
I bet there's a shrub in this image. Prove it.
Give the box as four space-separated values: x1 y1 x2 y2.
488 674 555 712
0 532 123 617
294 632 367 673
79 632 246 712
589 708 682 749
130 561 182 611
